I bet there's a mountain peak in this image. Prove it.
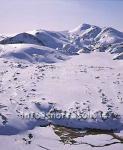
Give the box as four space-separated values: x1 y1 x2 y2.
69 23 100 34
69 23 91 33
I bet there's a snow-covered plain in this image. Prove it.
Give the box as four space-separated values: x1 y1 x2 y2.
0 24 123 149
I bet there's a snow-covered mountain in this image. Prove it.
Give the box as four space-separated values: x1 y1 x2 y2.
0 24 123 150
94 27 123 52
0 32 44 46
69 24 101 47
27 30 69 49
1 23 123 60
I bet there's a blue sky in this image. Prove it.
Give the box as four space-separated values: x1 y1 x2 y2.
0 0 123 34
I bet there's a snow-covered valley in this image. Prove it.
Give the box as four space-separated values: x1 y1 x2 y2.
0 24 123 149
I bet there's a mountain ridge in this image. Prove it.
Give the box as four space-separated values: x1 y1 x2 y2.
0 23 123 61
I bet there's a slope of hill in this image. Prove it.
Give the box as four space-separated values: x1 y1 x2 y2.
27 30 69 49
0 52 123 150
0 33 44 46
0 44 68 63
94 27 123 51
